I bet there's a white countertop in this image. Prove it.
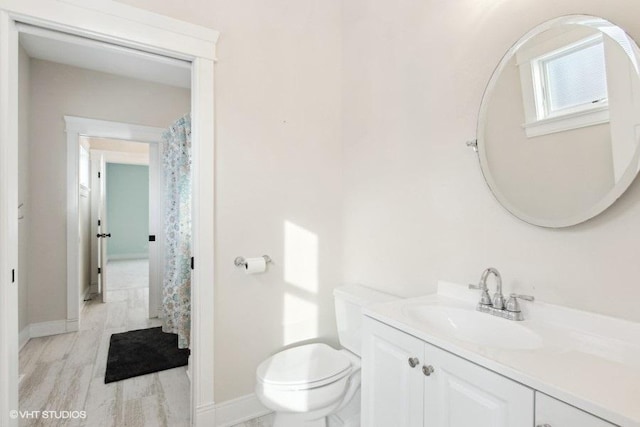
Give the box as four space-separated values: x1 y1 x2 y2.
362 281 640 427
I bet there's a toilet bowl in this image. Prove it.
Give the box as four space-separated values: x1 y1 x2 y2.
255 285 397 427
256 343 360 427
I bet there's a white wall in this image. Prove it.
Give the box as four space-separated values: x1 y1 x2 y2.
116 0 344 402
342 0 640 322
88 138 150 154
27 58 190 324
18 45 30 335
116 0 640 406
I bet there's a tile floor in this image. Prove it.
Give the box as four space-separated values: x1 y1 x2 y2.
106 258 149 295
19 259 190 427
231 414 275 427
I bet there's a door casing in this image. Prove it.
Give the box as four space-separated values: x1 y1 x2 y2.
73 120 163 315
0 2 218 425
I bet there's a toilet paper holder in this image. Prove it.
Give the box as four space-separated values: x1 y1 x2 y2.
234 255 272 268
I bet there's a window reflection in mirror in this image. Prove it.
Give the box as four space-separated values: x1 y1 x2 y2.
478 16 640 227
537 35 608 119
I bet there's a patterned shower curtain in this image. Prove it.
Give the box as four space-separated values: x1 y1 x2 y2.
161 114 192 349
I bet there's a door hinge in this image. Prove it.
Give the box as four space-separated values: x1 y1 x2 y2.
98 267 101 274
191 257 194 270
98 219 101 226
98 172 101 178
149 235 156 242
12 269 15 283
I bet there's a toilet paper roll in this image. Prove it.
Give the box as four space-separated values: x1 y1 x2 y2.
244 257 267 274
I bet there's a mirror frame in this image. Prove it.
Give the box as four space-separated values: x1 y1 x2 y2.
477 15 640 228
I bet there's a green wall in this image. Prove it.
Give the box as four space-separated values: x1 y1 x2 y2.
106 163 149 258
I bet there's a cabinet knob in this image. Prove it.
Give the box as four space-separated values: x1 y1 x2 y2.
422 365 435 376
408 357 420 368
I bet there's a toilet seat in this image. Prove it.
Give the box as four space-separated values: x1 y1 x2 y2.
257 343 352 390
255 285 396 427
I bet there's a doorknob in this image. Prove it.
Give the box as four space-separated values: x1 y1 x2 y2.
96 233 112 238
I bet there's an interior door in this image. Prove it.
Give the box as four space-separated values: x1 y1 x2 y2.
97 156 109 303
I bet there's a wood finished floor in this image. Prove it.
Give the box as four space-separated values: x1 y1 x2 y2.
19 260 190 427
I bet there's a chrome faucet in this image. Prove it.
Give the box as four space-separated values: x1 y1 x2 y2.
468 268 534 321
484 267 505 309
469 267 504 308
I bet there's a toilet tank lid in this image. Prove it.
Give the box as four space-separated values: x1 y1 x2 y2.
333 284 398 306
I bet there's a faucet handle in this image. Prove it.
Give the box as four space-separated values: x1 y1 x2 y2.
510 293 534 302
468 283 486 290
505 293 535 313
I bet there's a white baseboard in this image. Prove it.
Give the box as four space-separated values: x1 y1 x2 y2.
18 326 30 351
213 394 271 427
29 319 77 338
82 286 93 304
66 318 79 332
19 318 79 349
29 320 68 338
108 253 149 261
195 402 216 427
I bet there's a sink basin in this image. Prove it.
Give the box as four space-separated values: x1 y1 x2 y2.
402 304 543 350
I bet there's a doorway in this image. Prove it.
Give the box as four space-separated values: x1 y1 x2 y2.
18 51 189 425
0 3 218 425
103 160 150 304
84 134 165 319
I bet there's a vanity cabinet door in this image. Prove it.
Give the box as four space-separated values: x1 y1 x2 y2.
535 393 617 427
362 317 424 427
423 341 534 427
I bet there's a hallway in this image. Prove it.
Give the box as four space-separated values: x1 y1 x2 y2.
18 260 190 426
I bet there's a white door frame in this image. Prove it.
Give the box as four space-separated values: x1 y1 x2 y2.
68 118 160 311
0 2 218 426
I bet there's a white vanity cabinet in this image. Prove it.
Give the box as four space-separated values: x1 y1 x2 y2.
362 317 534 427
361 316 424 427
535 393 617 427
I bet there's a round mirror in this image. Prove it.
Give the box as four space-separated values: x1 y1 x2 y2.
478 15 640 227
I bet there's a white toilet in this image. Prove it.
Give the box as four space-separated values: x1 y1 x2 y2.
255 285 397 427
